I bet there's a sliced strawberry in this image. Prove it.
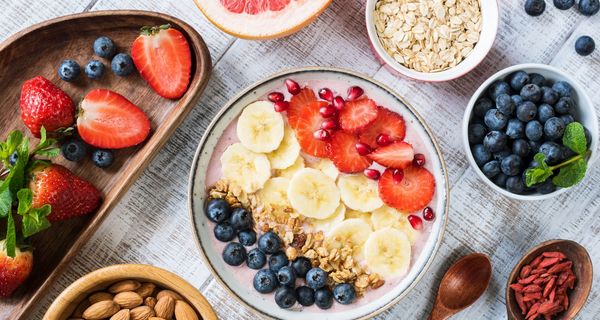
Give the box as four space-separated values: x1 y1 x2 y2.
131 25 192 99
359 107 406 148
379 166 435 212
287 87 317 129
328 131 372 173
338 98 378 132
292 101 330 158
77 89 151 149
368 141 414 169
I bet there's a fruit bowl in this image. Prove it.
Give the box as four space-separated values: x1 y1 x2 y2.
462 63 599 200
188 67 449 319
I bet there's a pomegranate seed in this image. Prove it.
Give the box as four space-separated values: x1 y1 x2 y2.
423 207 435 221
321 119 338 131
413 153 426 167
285 79 301 95
407 215 423 230
313 129 331 141
333 96 345 111
347 86 364 101
319 105 337 118
376 134 392 146
318 88 334 102
364 169 380 180
274 101 289 112
267 92 284 102
355 142 372 156
392 169 404 183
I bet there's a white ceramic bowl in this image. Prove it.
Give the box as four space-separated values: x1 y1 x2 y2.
365 0 499 82
462 63 599 201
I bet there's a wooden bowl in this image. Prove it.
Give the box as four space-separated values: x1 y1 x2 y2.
505 239 593 320
43 264 217 320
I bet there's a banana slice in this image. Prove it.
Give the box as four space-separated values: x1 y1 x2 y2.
371 206 420 244
346 209 373 229
309 203 346 234
276 156 305 179
267 126 300 169
237 101 285 153
325 218 372 258
258 177 290 207
338 174 384 212
364 227 411 278
309 158 339 181
288 168 340 219
220 143 271 194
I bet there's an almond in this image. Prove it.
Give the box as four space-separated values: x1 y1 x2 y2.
154 296 175 319
109 280 142 293
144 296 157 308
82 300 120 320
148 318 166 320
110 309 131 320
156 290 182 301
89 292 114 304
130 306 155 320
114 291 143 309
136 282 156 298
174 300 198 320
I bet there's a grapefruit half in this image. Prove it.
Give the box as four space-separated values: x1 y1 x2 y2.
195 0 332 40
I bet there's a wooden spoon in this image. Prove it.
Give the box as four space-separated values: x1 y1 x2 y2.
428 253 492 320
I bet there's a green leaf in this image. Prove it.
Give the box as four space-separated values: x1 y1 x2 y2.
35 147 60 158
21 205 51 238
16 189 32 216
563 122 587 155
5 211 15 257
525 153 553 187
6 130 23 154
553 158 587 188
0 188 11 218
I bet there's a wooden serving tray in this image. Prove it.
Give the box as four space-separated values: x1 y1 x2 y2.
0 10 211 318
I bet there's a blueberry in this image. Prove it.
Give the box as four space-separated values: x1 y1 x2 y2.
501 155 522 176
246 248 267 269
525 120 544 141
8 151 18 166
58 59 80 82
214 222 235 242
541 87 559 105
506 176 525 194
468 124 487 144
275 286 297 309
306 268 328 290
511 95 524 106
540 142 563 164
493 173 508 187
93 36 116 59
205 199 231 223
520 84 542 103
552 81 573 97
536 179 556 194
512 139 531 158
91 149 114 168
258 231 281 254
554 0 575 9
269 251 289 272
473 98 494 118
496 94 515 116
314 288 334 309
506 119 525 139
253 269 278 293
238 229 257 246
560 114 575 125
483 131 508 153
575 35 595 56
544 117 566 140
333 283 356 305
529 73 547 86
84 60 105 79
61 138 87 162
488 81 511 100
493 148 512 162
484 109 509 130
578 0 600 15
296 286 315 306
509 71 530 91
529 140 542 153
292 257 312 278
230 207 252 231
561 145 577 159
472 144 492 166
525 0 546 15
537 104 555 124
584 127 592 146
277 266 296 287
517 102 538 122
482 160 500 178
222 242 247 266
111 53 134 76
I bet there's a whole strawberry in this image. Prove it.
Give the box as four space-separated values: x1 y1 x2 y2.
20 76 75 137
29 164 101 221
0 240 33 298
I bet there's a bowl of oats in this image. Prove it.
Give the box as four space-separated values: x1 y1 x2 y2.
366 0 499 81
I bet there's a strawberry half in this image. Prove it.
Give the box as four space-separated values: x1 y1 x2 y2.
338 98 378 132
77 89 151 149
368 141 414 169
0 241 33 298
328 131 372 173
379 166 435 212
359 107 406 148
287 87 319 129
292 101 330 158
131 25 192 99
20 76 75 138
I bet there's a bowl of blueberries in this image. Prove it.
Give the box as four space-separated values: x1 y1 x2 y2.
463 63 598 200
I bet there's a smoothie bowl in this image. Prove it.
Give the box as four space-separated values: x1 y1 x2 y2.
188 67 449 319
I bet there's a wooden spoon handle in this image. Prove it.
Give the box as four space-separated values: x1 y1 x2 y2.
428 302 453 320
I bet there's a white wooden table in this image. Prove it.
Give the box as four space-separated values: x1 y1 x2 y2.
0 0 599 319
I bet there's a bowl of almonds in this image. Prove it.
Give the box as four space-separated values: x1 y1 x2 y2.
43 264 217 320
366 0 499 81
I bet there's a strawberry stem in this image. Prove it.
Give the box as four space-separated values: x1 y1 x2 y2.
139 24 171 36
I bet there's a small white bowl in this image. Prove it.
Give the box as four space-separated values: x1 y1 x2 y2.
462 63 599 201
365 0 499 82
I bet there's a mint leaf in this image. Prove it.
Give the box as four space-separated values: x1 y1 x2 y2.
563 122 587 155
525 153 553 187
17 189 32 216
5 210 15 257
35 147 60 158
0 187 11 218
553 158 587 187
21 205 51 238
